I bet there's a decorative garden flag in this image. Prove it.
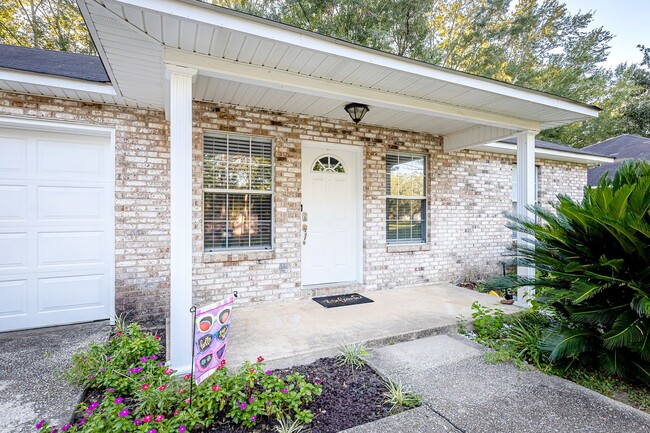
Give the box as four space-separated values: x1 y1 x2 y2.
193 296 234 385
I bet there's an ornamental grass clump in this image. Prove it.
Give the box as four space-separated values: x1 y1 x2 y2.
36 324 321 433
500 160 650 383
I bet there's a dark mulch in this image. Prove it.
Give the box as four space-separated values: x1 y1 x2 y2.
204 357 391 433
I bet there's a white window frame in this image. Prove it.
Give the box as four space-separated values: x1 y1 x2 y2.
203 132 274 252
386 152 427 244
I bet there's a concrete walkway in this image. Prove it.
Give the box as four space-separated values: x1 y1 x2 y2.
227 283 519 368
342 334 650 433
0 321 110 433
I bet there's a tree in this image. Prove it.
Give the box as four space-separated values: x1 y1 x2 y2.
0 0 95 53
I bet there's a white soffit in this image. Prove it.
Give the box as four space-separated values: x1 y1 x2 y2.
79 0 600 137
475 142 614 165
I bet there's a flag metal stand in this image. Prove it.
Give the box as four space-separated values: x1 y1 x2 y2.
189 305 197 411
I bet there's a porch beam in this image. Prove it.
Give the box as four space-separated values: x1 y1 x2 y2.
164 49 541 132
443 125 518 152
167 64 197 371
515 130 537 307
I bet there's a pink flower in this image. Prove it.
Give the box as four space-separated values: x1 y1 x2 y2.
183 373 192 380
114 397 124 404
211 384 221 392
251 415 257 422
178 426 187 433
184 398 191 404
36 420 45 429
155 335 160 340
155 415 164 422
62 424 71 431
163 368 173 375
173 410 179 416
178 388 185 393
257 356 264 362
249 396 255 403
250 368 255 373
265 370 272 375
143 414 153 423
240 402 247 410
141 384 150 391
119 408 129 417
134 419 142 426
316 380 322 385
158 384 167 391
282 388 288 394
106 388 115 393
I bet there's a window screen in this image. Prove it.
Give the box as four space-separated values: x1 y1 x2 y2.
386 152 426 244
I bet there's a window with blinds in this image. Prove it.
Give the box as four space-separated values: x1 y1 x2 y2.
386 152 426 244
203 132 273 251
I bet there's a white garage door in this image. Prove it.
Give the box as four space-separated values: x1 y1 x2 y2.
0 125 114 332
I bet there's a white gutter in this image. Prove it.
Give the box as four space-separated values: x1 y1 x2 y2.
0 67 117 96
474 142 614 165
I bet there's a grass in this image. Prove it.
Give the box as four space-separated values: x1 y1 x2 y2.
382 378 421 414
335 342 369 368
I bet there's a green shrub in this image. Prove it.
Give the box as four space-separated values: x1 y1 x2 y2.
504 160 650 383
37 325 321 433
470 301 506 343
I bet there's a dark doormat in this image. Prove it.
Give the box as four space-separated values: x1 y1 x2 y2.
312 293 374 308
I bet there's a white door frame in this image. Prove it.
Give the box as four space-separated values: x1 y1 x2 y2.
0 116 116 325
301 140 363 286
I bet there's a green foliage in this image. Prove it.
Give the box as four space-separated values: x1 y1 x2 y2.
503 161 650 384
470 301 506 343
0 0 94 53
382 378 421 414
335 342 369 368
39 323 321 433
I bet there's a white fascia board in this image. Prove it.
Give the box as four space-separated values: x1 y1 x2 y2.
0 67 116 96
443 125 519 152
110 0 600 119
76 0 122 97
165 49 541 131
475 142 615 165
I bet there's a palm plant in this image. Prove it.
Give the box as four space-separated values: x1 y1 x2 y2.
502 161 650 383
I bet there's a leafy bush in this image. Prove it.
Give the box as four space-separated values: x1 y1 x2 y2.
470 301 506 343
37 325 321 433
335 342 369 368
504 160 650 383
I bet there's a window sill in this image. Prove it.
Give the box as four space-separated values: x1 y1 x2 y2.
203 250 275 263
386 243 430 253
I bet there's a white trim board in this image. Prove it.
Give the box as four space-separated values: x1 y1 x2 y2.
474 141 614 165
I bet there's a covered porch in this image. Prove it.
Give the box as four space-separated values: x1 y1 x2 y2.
226 282 519 368
71 0 601 371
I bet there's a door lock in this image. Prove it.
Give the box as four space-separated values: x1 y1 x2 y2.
302 223 308 245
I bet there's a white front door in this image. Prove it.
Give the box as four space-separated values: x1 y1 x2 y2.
301 142 361 286
0 125 114 332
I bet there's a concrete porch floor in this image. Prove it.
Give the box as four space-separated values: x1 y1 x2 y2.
226 283 520 368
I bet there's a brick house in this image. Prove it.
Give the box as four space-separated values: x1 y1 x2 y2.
0 0 612 370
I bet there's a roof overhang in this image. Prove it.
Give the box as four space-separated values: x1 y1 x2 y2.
74 0 600 150
475 141 615 165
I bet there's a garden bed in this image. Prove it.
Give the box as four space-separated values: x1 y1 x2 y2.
43 322 414 433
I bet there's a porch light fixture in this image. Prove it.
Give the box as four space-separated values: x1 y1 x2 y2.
344 103 369 123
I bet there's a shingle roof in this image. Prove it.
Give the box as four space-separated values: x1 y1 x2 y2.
0 44 109 83
583 135 650 185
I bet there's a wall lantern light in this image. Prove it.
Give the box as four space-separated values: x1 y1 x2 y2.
344 103 369 123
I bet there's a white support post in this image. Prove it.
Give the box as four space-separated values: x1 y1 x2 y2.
515 130 537 307
166 64 197 371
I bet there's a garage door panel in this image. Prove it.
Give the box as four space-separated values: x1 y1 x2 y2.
38 186 105 221
0 185 28 221
37 139 106 180
0 125 114 332
38 274 104 312
0 233 28 271
38 231 104 267
0 136 28 175
0 279 28 318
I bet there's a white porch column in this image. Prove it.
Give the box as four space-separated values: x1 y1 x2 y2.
166 64 197 371
515 130 537 307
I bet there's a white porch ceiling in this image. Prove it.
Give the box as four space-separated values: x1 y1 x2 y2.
77 0 600 146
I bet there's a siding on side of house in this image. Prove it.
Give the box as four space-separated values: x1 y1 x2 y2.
0 91 587 326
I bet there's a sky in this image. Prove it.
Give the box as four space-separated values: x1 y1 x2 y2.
563 0 649 68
